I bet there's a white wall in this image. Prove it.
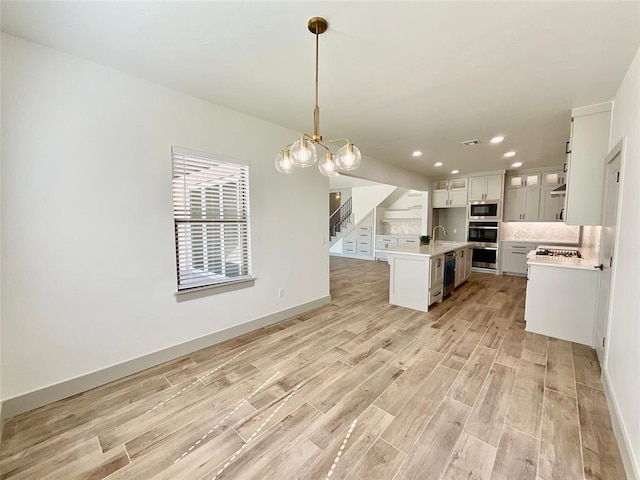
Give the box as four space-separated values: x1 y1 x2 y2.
0 32 3 407
607 45 640 478
351 184 397 225
433 208 467 242
0 34 330 400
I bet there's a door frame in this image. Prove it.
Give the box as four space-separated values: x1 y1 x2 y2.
595 137 626 367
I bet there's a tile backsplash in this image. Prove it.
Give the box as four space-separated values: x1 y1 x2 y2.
501 222 581 244
382 221 422 236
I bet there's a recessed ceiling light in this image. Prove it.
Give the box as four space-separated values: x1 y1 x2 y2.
434 162 443 167
412 151 422 157
451 169 460 174
512 162 523 168
490 136 504 144
504 151 516 158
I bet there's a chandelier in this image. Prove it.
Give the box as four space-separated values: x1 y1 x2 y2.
275 17 362 176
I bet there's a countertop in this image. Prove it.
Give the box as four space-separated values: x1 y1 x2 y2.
526 247 601 271
377 241 474 258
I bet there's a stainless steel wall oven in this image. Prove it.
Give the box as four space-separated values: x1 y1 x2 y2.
468 221 499 271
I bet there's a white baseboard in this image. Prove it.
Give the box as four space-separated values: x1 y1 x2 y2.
602 368 640 480
0 295 331 419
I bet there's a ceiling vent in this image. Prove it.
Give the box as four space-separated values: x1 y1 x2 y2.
461 139 480 146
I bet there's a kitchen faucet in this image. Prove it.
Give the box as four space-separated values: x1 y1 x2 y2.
432 225 447 242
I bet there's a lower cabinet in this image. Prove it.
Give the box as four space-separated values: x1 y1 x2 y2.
525 264 598 345
454 247 473 287
429 254 445 305
501 242 538 276
465 247 473 280
343 226 373 258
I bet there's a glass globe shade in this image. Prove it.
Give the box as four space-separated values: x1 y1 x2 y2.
290 137 317 167
275 149 295 174
336 143 361 171
318 153 338 177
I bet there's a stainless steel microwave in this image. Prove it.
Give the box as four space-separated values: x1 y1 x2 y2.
468 201 501 220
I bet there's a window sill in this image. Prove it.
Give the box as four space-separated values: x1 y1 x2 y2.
175 277 256 301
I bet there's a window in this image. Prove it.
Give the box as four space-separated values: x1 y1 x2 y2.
172 146 252 292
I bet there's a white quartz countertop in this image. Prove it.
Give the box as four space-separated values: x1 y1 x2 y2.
526 247 601 271
377 242 474 257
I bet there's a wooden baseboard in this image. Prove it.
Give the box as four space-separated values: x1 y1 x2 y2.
0 295 331 419
602 368 640 480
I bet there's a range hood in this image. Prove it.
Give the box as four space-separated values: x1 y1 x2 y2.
550 183 566 197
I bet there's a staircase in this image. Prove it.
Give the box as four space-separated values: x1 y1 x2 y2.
329 197 353 244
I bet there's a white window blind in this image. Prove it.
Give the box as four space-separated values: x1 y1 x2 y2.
172 147 252 291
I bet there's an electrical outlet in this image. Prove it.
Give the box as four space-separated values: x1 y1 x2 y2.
453 228 457 234
278 288 285 298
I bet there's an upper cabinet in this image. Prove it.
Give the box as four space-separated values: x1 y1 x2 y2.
432 178 468 208
504 187 540 222
468 174 503 201
504 169 565 222
539 186 565 222
541 170 566 186
565 102 612 225
507 173 540 188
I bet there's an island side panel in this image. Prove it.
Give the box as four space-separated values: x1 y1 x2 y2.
388 254 431 312
524 264 598 346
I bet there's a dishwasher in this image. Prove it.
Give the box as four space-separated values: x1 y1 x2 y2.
444 251 456 298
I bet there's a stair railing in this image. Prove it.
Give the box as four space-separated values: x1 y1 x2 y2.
329 197 352 238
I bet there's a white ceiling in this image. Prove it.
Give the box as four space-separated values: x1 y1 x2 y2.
2 1 639 178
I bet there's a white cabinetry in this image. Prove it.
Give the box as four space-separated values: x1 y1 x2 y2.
508 173 540 188
525 264 598 345
429 254 444 305
539 186 565 222
541 170 565 186
454 247 473 286
433 178 468 207
465 247 473 281
565 102 612 225
505 187 540 222
356 227 373 255
375 236 398 261
469 174 503 201
342 216 373 258
501 242 537 276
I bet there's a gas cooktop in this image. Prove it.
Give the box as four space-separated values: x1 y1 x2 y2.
535 247 582 258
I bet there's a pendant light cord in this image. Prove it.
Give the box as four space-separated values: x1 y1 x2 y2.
313 26 320 140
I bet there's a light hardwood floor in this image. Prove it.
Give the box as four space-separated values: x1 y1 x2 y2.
0 257 627 479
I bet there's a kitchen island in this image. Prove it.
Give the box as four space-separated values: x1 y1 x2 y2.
525 247 600 346
379 242 474 312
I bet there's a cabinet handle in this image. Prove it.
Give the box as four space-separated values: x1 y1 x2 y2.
513 252 527 255
560 208 564 220
565 141 571 154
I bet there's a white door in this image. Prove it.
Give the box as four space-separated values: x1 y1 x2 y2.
504 189 522 221
485 175 503 200
432 190 449 208
594 140 623 363
522 188 540 221
468 177 486 201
